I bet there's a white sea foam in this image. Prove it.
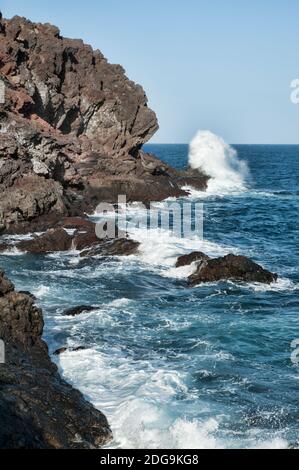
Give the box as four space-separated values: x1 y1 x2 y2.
252 437 289 450
56 347 224 449
2 232 42 242
56 345 290 449
37 254 293 450
92 200 236 279
0 247 24 256
189 130 249 195
246 277 298 292
33 285 50 298
166 262 199 279
127 224 237 278
108 298 132 308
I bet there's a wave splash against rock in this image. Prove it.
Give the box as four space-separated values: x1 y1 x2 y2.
0 268 112 448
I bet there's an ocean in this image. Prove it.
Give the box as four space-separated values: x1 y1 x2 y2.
1 142 298 449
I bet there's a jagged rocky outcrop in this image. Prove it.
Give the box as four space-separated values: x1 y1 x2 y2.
0 14 208 234
175 251 209 268
0 218 140 256
175 252 278 286
0 269 112 448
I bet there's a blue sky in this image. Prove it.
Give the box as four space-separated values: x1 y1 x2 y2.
2 0 299 143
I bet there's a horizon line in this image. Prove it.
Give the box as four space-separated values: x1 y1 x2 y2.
147 142 299 146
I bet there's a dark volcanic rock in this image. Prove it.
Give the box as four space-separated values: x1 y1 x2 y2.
176 251 210 268
3 222 140 257
0 15 207 233
54 346 86 355
73 346 86 352
62 305 98 317
53 347 68 356
0 269 112 449
175 168 210 191
18 290 37 300
0 175 66 233
188 254 278 286
72 225 99 250
17 228 73 253
0 269 14 294
0 242 10 252
59 217 96 231
80 238 140 258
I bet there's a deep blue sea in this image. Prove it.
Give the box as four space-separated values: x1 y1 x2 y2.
1 143 298 448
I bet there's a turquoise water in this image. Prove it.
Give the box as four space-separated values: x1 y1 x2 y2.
1 144 298 448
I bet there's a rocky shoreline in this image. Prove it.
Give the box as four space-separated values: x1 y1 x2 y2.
0 269 112 448
0 14 278 449
0 12 202 449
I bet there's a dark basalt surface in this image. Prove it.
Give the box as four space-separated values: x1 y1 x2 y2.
187 253 278 286
0 269 112 448
53 346 86 356
175 251 210 268
0 14 208 234
0 223 140 256
62 305 98 317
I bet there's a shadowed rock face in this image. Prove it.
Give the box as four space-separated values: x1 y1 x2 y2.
17 227 73 252
175 251 209 268
0 223 140 256
0 269 112 449
188 254 278 286
0 15 208 233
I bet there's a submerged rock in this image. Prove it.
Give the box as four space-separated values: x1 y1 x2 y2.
0 269 112 449
62 305 98 317
53 346 86 355
0 14 208 234
53 347 68 356
188 254 278 286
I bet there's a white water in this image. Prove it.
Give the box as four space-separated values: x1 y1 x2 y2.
189 130 249 194
2 217 291 449
93 202 238 279
56 326 289 449
128 225 237 279
57 347 224 449
3 136 290 449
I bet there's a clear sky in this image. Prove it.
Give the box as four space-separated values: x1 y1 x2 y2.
2 0 299 144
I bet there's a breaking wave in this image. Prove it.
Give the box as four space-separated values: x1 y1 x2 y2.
189 130 249 194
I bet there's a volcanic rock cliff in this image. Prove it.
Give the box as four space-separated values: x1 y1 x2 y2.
0 14 208 234
0 268 112 448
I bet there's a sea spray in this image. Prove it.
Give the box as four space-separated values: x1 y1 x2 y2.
188 130 249 194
